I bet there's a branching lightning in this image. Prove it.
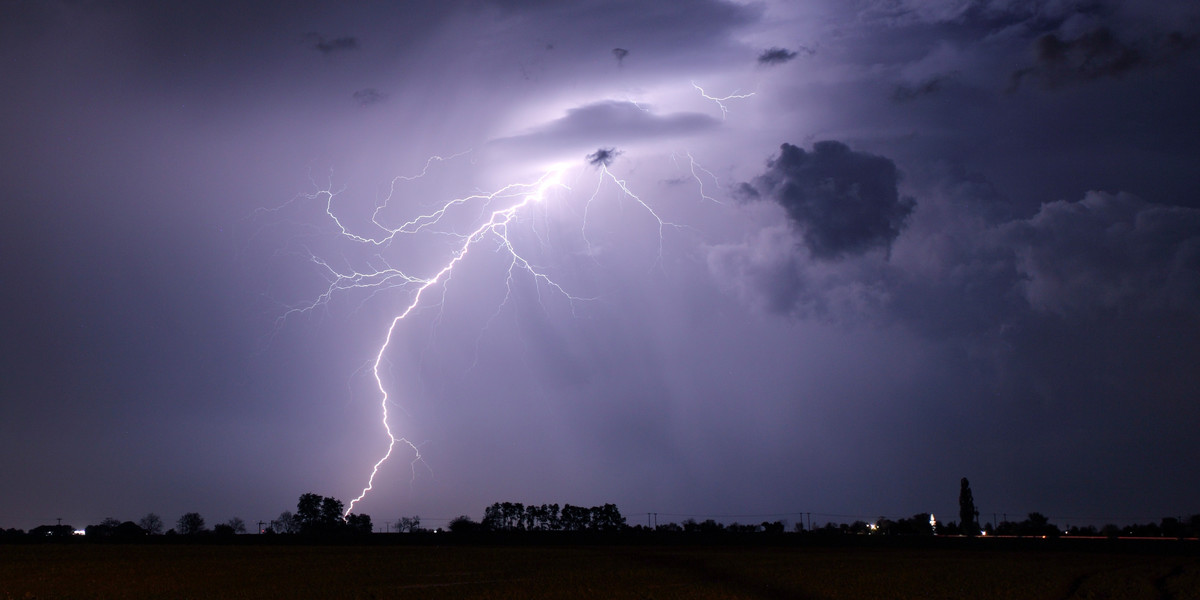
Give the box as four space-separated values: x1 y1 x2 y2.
673 151 723 205
692 81 755 120
341 165 573 516
272 149 697 517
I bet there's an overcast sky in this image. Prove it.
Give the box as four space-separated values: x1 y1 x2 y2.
2 0 1198 532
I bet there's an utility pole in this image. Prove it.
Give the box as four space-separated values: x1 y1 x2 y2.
257 521 266 534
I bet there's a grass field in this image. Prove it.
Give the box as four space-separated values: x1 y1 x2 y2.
3 541 1199 599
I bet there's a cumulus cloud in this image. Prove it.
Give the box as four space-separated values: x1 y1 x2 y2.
1001 191 1200 315
714 164 1200 333
757 47 800 65
739 141 916 260
708 226 893 320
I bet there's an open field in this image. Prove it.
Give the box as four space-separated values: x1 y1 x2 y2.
3 540 1199 599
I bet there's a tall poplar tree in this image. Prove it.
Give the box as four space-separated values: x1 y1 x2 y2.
959 477 980 536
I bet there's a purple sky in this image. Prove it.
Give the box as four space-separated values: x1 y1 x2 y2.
2 0 1199 532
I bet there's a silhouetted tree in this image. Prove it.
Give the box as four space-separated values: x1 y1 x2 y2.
761 520 785 534
295 493 349 534
297 493 323 529
544 504 560 530
889 513 935 536
85 518 123 538
30 524 74 537
847 521 871 535
559 504 591 531
937 520 961 535
1066 524 1098 536
320 497 344 525
1006 512 1058 537
176 512 207 535
271 511 300 534
959 477 979 536
448 515 480 533
395 516 421 533
225 517 246 534
482 502 526 531
346 513 372 534
138 513 164 535
589 504 626 532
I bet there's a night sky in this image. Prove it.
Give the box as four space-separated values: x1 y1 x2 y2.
3 0 1199 532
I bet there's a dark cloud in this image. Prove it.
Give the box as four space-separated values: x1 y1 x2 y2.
352 88 387 106
586 148 621 168
612 47 629 66
489 100 719 154
757 47 800 65
860 0 1106 31
743 141 916 260
305 32 359 54
716 174 1200 333
1010 27 1198 89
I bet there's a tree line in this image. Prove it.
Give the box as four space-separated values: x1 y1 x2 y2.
6 478 1200 541
445 502 627 533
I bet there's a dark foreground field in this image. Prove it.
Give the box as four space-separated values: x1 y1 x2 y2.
3 540 1199 599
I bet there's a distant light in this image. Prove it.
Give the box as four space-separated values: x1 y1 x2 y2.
73 529 86 536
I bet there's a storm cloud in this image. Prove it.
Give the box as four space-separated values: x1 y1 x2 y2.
490 100 719 155
1011 27 1198 89
4 0 1200 534
714 177 1200 335
757 47 800 65
740 141 916 261
1000 191 1200 315
586 147 621 168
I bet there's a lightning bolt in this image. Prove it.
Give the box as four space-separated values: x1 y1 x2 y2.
673 150 724 205
341 165 573 516
270 147 708 517
692 81 755 120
